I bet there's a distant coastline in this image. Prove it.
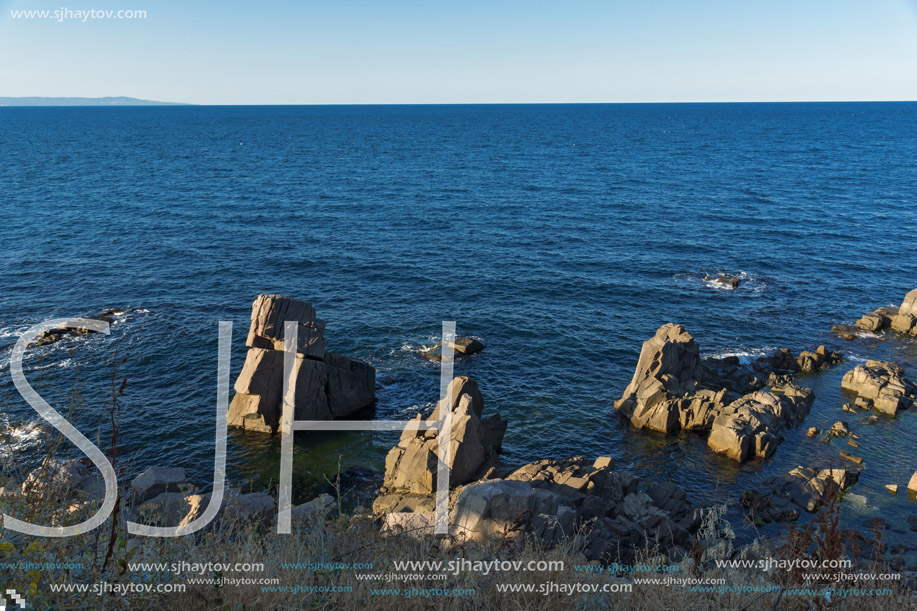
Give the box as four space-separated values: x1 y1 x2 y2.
0 96 189 107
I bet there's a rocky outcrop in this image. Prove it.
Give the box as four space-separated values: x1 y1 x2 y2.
376 376 505 501
855 307 899 333
228 294 375 433
707 383 815 462
841 360 916 415
891 289 917 335
847 289 917 336
613 324 727 433
741 467 858 522
615 325 831 452
375 380 704 563
909 472 917 494
378 455 702 564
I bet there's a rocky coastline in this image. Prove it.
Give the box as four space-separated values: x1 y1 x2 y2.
3 289 917 585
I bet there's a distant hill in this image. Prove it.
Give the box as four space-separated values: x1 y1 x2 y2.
0 96 188 107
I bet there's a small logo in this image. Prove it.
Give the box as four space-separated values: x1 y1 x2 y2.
0 589 26 611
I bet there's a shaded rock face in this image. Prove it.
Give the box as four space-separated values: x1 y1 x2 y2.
228 294 375 433
377 376 504 499
130 466 186 504
741 467 858 522
707 383 814 462
841 360 916 415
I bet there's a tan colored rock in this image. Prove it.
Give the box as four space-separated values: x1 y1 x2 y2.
908 471 917 494
899 289 917 317
245 293 325 356
890 313 917 335
707 384 814 462
885 484 898 494
615 324 724 433
380 377 504 496
447 337 484 356
228 294 374 432
841 360 916 415
855 307 898 333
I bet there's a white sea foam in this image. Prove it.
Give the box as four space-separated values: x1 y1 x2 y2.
704 346 779 365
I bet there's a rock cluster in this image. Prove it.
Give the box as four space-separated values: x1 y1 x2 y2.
374 380 704 564
28 309 120 347
841 360 916 415
740 467 859 522
707 383 815 462
849 288 917 336
228 294 376 433
614 324 834 461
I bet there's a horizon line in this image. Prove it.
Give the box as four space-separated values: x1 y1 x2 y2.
2 98 917 108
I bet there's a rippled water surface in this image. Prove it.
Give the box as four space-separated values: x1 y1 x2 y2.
1 103 915 541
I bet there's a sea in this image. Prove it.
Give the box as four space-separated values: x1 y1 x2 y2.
1 103 915 543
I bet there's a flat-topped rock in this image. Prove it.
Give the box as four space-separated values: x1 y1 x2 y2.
841 360 916 415
707 383 815 462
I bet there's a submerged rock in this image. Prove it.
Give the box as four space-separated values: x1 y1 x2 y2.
228 294 375 433
841 360 916 415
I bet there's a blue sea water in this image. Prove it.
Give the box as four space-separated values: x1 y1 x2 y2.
0 103 915 542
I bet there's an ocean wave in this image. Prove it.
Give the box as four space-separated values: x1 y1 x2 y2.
0 416 44 457
703 346 780 365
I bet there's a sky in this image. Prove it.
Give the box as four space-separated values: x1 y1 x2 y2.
1 0 916 104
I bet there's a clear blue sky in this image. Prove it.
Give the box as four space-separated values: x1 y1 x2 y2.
1 0 915 104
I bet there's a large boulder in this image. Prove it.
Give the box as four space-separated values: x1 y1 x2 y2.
130 466 187 504
741 466 858 522
707 383 815 462
841 360 916 415
378 377 504 497
614 324 721 433
890 289 917 336
21 459 106 502
855 307 898 333
228 294 375 432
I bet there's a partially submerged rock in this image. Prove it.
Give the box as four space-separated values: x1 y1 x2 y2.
376 376 504 499
847 289 917 337
741 467 858 522
420 337 485 361
614 324 728 434
228 294 375 433
707 383 814 462
841 360 916 415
